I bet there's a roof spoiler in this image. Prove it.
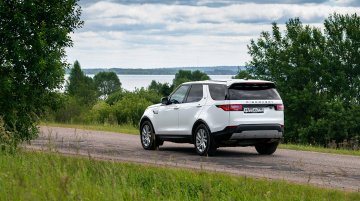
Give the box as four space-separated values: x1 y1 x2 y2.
228 82 276 89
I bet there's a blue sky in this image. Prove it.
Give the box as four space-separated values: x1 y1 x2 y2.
66 0 360 68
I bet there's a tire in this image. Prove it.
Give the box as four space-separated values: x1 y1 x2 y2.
255 141 279 155
140 121 157 150
194 124 217 156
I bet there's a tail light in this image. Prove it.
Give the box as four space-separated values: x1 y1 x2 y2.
216 104 243 111
275 104 284 111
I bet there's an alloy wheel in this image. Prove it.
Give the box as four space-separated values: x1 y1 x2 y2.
195 128 208 153
141 124 151 147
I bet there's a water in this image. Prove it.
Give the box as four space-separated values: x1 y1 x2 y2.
64 74 234 91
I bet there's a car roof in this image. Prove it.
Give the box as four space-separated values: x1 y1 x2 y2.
182 79 274 87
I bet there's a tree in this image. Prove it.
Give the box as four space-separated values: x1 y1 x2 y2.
172 70 210 88
94 72 121 99
66 61 97 106
233 70 254 79
148 80 172 96
0 0 83 147
324 13 360 103
246 14 360 145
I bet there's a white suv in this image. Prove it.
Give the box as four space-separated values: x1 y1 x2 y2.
140 79 284 156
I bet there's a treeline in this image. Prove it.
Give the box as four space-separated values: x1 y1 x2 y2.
78 66 241 75
45 61 210 126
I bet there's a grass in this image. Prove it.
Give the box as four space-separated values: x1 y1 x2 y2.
279 143 360 157
41 122 139 135
0 151 359 201
41 122 360 157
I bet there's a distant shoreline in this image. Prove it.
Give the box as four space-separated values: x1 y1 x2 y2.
66 66 244 75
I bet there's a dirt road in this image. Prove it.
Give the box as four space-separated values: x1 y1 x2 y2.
26 126 360 191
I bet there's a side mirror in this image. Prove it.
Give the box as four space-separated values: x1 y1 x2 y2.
161 97 170 105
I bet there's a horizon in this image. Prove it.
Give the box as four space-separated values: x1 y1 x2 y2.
66 0 360 68
79 65 243 69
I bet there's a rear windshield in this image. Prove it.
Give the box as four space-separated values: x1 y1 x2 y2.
228 83 280 100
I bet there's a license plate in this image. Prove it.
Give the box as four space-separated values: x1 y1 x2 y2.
244 107 264 113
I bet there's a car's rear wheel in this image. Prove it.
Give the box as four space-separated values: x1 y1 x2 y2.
255 141 279 155
194 124 217 156
140 121 157 150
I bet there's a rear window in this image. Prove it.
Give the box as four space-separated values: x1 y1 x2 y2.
209 84 227 100
228 83 280 100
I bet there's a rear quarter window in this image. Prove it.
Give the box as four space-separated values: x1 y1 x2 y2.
186 84 203 103
209 84 227 100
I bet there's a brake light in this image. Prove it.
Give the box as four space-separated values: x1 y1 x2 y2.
216 104 243 111
275 104 284 111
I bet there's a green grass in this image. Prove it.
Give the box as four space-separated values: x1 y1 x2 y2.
0 151 359 201
41 122 139 135
41 122 360 157
279 143 360 157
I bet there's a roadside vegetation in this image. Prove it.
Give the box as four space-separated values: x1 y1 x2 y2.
1 151 359 201
43 63 209 126
279 144 360 157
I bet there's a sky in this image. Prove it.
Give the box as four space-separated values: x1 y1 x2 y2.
66 0 360 68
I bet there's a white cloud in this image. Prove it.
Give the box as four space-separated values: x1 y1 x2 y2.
66 1 360 68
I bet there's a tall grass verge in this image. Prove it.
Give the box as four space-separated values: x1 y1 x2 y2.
0 151 359 200
279 143 360 156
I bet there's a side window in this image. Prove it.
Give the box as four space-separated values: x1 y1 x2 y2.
169 85 190 104
209 84 227 100
185 85 203 103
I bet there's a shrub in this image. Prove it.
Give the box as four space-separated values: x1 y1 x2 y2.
87 101 113 124
0 117 16 153
106 91 124 105
113 95 152 125
298 100 360 146
52 96 89 123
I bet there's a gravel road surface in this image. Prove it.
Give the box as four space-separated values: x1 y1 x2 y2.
25 126 360 191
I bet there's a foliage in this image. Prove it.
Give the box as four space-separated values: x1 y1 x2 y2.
148 80 172 97
0 0 83 147
0 117 16 153
88 101 113 124
84 89 160 125
233 70 254 79
132 88 162 104
105 90 124 105
172 70 210 88
94 72 121 99
66 61 98 106
279 143 360 156
1 151 359 200
246 13 360 145
50 95 88 123
113 95 152 125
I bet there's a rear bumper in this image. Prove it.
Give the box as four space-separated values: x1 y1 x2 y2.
212 124 283 141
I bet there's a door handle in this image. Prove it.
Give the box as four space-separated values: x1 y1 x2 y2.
196 104 202 108
173 106 180 110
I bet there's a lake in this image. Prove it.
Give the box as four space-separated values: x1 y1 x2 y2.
65 74 234 91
